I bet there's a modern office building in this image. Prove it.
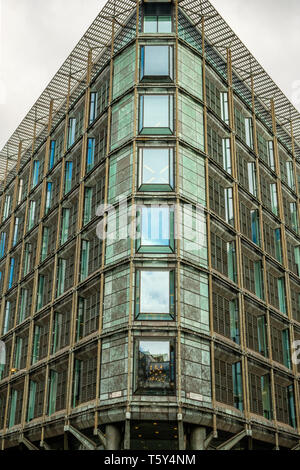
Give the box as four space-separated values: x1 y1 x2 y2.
0 0 300 451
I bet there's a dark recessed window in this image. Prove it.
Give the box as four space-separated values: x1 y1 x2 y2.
135 339 175 395
140 45 173 81
135 269 175 320
139 94 174 135
138 147 174 191
136 206 174 253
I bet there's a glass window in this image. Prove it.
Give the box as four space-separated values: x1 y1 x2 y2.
230 300 240 344
64 161 73 194
89 92 98 124
80 240 90 281
36 275 44 311
57 259 66 297
8 258 15 289
287 385 296 428
270 183 278 215
32 161 40 188
72 359 82 408
137 206 174 253
227 242 237 283
282 329 291 368
257 316 267 357
277 277 286 314
220 92 229 125
3 301 11 334
23 243 32 276
27 380 37 422
9 389 18 428
86 138 95 173
251 210 260 246
295 246 300 276
286 161 295 190
49 140 56 170
290 202 299 234
14 337 23 369
222 138 231 174
0 232 6 258
143 16 172 33
140 45 173 81
247 162 257 197
232 362 243 411
138 147 174 191
61 208 70 245
245 117 253 149
52 313 63 354
254 261 264 300
274 228 282 263
135 339 175 395
45 182 53 213
135 270 175 321
48 370 58 415
225 187 234 226
3 195 11 221
13 218 19 246
41 227 49 262
19 289 28 324
28 200 36 230
32 325 40 364
268 141 275 171
139 95 174 135
84 188 93 225
68 118 76 148
261 374 272 420
17 179 23 205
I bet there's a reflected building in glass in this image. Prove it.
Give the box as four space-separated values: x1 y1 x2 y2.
0 0 300 451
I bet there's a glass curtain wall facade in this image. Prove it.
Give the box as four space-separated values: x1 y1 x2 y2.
0 0 300 451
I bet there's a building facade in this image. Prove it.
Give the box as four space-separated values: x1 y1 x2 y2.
0 0 300 451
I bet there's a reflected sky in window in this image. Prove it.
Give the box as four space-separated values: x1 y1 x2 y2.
144 46 169 76
141 148 170 185
140 271 169 313
141 207 170 246
143 95 169 128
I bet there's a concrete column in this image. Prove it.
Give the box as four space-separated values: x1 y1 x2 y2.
190 426 206 450
105 424 122 450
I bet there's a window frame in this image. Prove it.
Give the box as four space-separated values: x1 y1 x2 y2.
138 147 174 192
136 205 175 253
134 338 176 396
139 94 174 135
135 269 175 321
140 45 174 82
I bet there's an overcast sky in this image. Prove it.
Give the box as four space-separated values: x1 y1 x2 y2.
0 0 300 151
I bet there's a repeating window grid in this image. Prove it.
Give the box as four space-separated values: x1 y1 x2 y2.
76 292 100 340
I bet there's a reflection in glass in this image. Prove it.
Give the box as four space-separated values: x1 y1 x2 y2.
141 46 173 80
135 270 175 321
139 148 173 190
136 340 175 395
141 207 170 247
143 16 172 33
141 271 169 313
139 95 173 134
